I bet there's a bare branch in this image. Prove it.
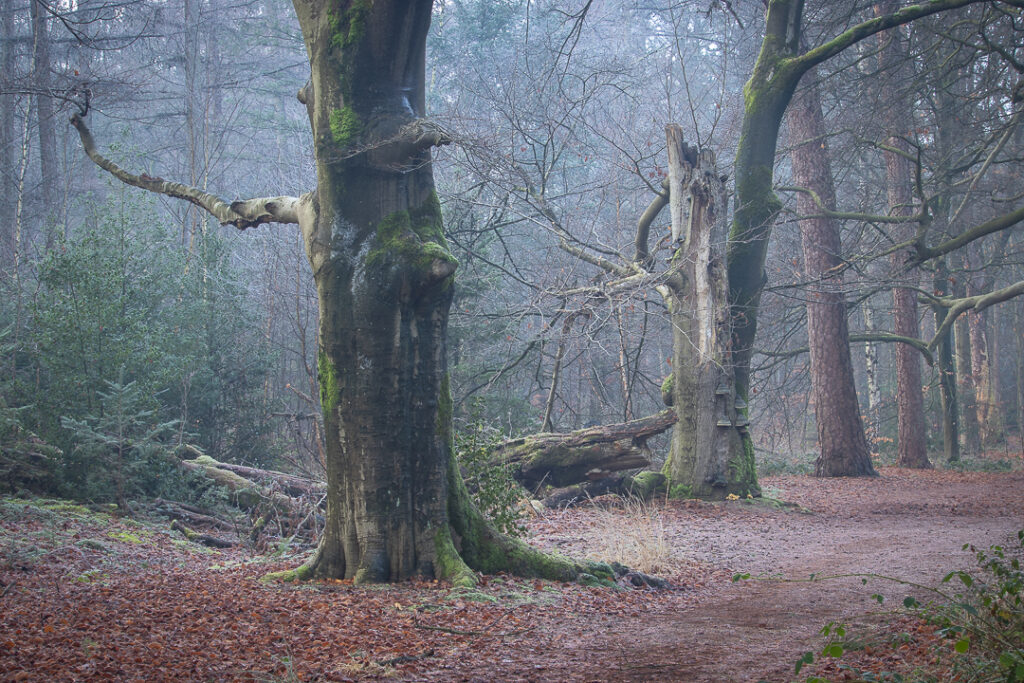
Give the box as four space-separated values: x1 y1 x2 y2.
70 113 307 230
760 332 934 366
929 280 1024 351
777 185 925 224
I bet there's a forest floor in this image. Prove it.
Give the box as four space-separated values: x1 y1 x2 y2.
1 455 1022 682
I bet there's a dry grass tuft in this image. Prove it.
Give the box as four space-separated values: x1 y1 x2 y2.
580 496 681 576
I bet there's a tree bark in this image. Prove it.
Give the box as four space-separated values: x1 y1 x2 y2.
876 2 931 469
725 0 988 461
0 6 15 261
932 258 960 463
494 409 675 489
662 125 757 499
30 0 60 249
74 0 605 587
788 69 876 477
282 0 596 585
954 260 982 453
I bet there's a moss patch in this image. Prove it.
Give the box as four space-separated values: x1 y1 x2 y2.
660 374 674 406
434 526 477 588
329 106 362 147
328 0 370 52
668 483 693 499
262 561 317 584
366 198 457 274
318 350 339 418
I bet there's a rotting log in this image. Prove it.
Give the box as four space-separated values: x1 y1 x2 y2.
170 519 235 548
493 410 676 489
151 498 237 532
178 455 317 516
539 470 667 509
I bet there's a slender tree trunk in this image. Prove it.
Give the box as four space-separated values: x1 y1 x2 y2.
932 257 960 462
876 3 930 469
788 71 875 477
954 256 982 453
862 303 883 439
1015 298 1024 446
30 0 59 250
0 7 16 261
661 125 756 499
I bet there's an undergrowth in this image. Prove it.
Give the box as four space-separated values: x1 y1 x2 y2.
791 529 1024 682
454 403 526 538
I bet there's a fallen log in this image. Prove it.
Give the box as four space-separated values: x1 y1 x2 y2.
179 455 311 513
151 498 237 532
493 410 676 488
170 519 235 548
539 471 667 508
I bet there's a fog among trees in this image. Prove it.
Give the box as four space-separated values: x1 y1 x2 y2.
1 0 1022 579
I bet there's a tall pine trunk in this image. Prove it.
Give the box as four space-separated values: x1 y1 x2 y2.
0 7 15 261
876 4 931 469
788 71 875 477
30 0 60 250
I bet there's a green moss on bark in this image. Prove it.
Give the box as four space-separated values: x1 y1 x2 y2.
434 526 477 588
366 198 458 274
328 0 370 52
318 350 339 417
628 471 666 499
730 433 762 498
262 561 316 583
329 107 362 147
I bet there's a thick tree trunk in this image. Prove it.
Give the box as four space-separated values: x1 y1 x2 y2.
283 0 594 585
788 71 875 477
876 3 930 469
662 126 757 499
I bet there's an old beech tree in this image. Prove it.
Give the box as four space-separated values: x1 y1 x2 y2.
72 1 607 585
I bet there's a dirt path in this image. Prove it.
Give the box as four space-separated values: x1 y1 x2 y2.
3 467 1022 681
444 467 1024 682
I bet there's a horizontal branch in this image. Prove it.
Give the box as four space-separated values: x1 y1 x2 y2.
930 279 1024 351
916 203 1024 261
777 185 924 224
760 332 934 366
790 0 995 78
71 113 307 230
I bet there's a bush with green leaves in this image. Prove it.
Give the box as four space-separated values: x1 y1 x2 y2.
454 403 526 538
930 531 1024 681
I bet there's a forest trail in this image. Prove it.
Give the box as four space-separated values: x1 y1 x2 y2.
453 466 1024 682
2 466 1022 681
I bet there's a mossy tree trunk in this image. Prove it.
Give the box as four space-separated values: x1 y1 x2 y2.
725 0 993 450
660 126 755 499
287 0 590 584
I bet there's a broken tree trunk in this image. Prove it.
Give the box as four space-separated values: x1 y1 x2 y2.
660 125 757 499
492 410 676 489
